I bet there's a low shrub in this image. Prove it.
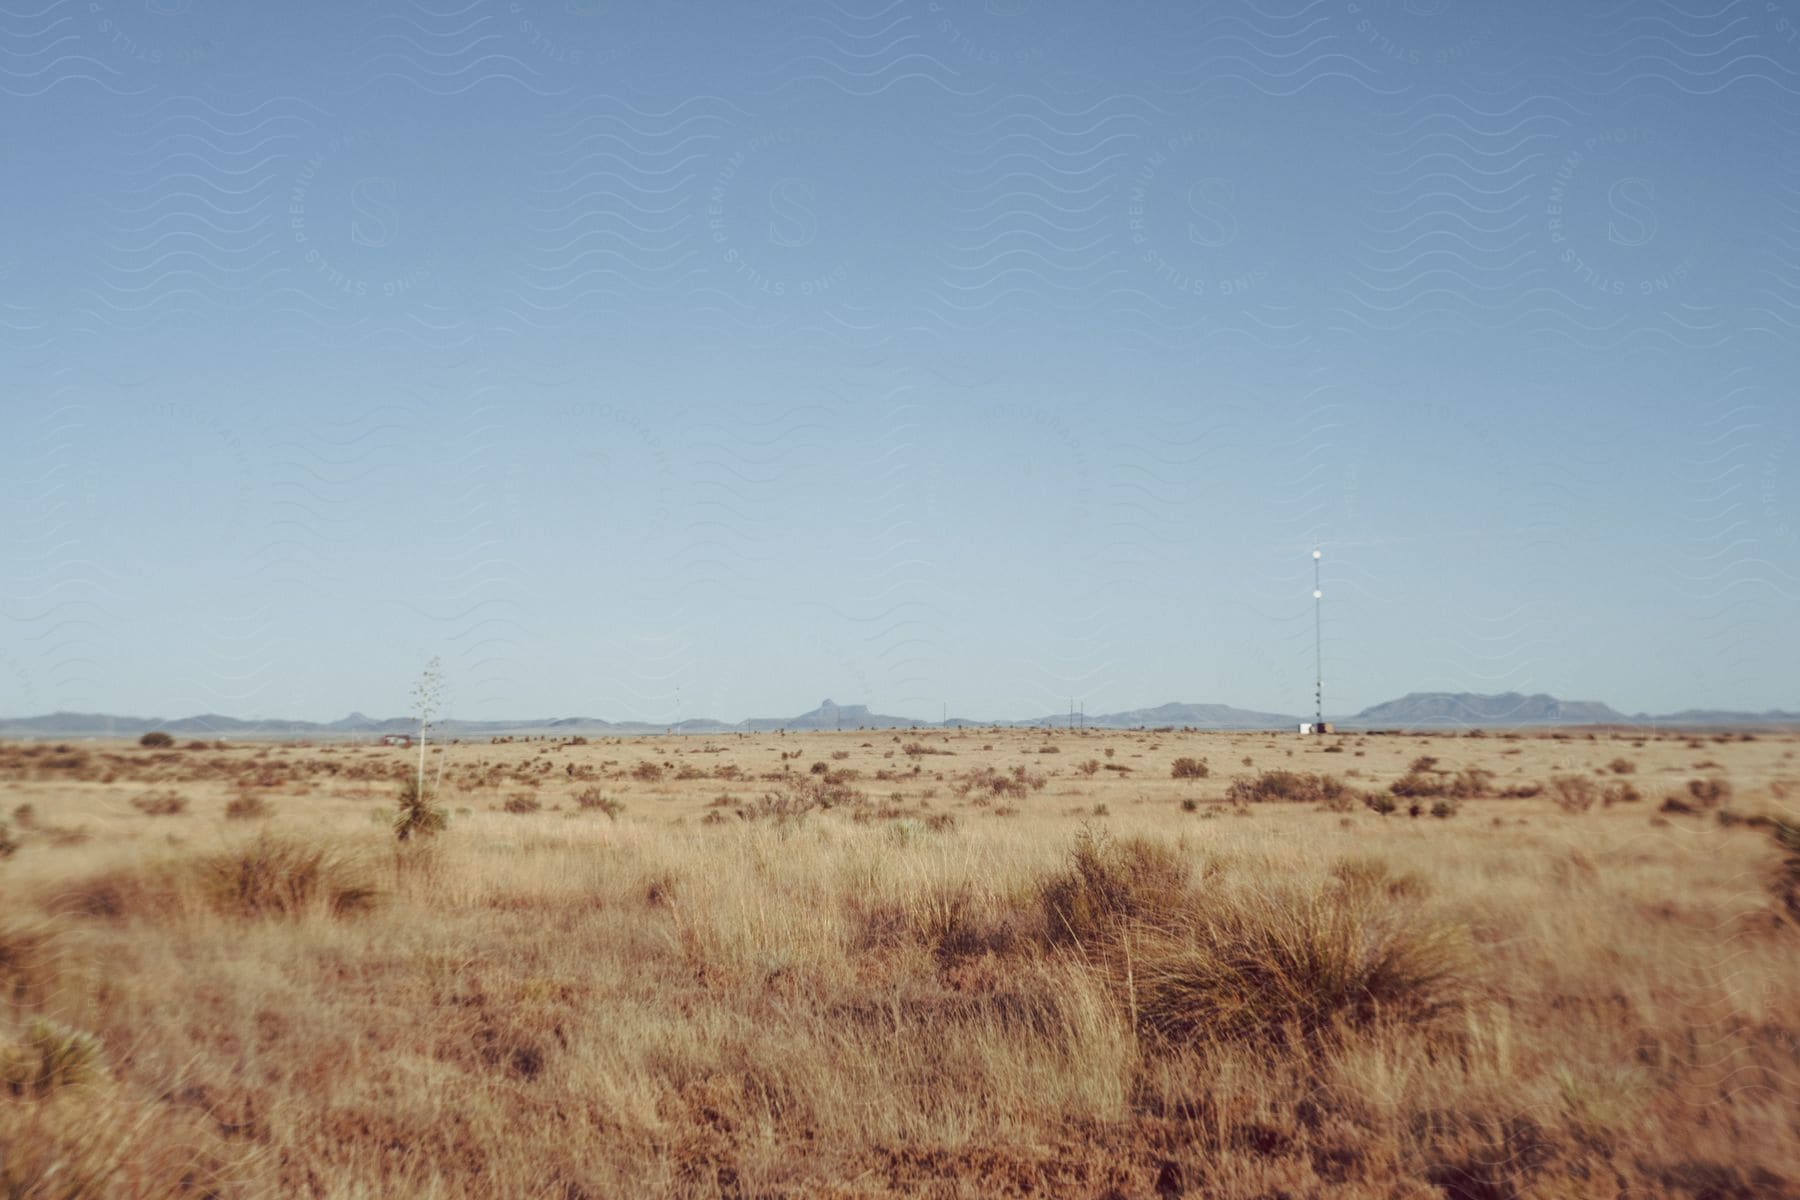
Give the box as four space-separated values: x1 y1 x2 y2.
736 788 822 827
1226 771 1352 806
224 794 270 820
791 773 866 810
130 790 187 817
1549 776 1599 814
952 767 1028 803
503 794 542 814
575 788 624 819
1602 782 1641 807
1390 772 1447 799
1448 768 1495 798
1687 777 1732 808
1170 757 1209 780
137 732 174 749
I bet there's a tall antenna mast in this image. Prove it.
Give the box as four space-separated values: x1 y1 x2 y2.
1312 545 1323 727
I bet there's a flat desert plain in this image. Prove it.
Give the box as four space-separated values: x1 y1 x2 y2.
1 726 1796 1198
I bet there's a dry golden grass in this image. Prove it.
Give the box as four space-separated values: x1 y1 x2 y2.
0 726 1797 1197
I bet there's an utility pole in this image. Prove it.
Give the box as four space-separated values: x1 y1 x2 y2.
1312 546 1324 728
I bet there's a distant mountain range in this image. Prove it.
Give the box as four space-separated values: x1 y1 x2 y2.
1351 692 1627 727
2 692 1796 739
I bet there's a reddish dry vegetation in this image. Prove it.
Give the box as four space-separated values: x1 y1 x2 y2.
0 727 1797 1198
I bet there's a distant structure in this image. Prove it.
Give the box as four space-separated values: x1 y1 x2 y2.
1310 545 1327 735
380 733 413 747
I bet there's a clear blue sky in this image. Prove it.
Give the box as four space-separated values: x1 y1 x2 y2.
4 0 1797 724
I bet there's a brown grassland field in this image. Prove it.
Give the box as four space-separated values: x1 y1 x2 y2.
1 725 1798 1199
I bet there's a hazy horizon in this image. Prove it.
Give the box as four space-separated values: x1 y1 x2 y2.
5 0 1798 725
4 685 1796 732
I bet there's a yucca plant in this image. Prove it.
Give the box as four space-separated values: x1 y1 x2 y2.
394 766 446 842
1 1019 104 1096
1771 819 1800 921
393 656 450 843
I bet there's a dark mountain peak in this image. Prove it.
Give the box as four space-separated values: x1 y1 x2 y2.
741 699 923 731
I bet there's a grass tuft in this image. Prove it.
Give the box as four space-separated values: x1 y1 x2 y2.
0 917 67 1011
1041 828 1191 948
194 835 379 920
1128 887 1473 1046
